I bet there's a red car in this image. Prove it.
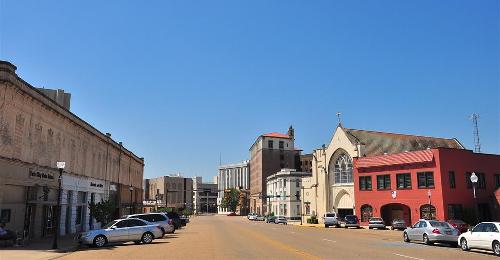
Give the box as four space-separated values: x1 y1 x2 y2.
447 219 468 234
227 212 237 216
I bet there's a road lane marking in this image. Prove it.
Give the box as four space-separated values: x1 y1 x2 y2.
322 238 336 243
392 253 425 260
231 223 321 259
289 231 296 234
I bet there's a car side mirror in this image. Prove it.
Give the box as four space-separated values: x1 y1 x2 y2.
110 226 116 230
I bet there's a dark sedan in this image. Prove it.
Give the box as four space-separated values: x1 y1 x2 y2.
447 219 468 234
391 219 407 230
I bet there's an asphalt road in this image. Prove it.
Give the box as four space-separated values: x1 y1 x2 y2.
59 215 496 260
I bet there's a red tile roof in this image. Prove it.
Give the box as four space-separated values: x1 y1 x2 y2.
262 132 290 138
356 149 434 168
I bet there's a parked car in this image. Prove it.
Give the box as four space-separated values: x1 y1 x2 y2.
166 212 183 229
254 215 265 221
343 215 360 229
403 219 459 246
266 215 276 223
248 213 257 221
458 222 500 256
323 212 341 228
368 217 386 230
124 213 175 236
275 216 288 225
180 215 189 225
78 218 163 248
391 219 407 230
448 219 468 234
227 212 237 216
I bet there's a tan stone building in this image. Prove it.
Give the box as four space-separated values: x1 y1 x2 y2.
0 61 144 240
249 126 300 215
144 174 194 212
303 124 464 222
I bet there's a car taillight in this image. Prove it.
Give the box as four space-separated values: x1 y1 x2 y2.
168 219 173 225
432 228 441 234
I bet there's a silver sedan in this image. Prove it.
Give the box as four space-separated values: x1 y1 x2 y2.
403 219 459 246
79 218 163 248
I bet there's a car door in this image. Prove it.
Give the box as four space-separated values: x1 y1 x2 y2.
478 223 497 249
128 219 148 241
407 221 420 240
468 223 485 249
109 220 130 242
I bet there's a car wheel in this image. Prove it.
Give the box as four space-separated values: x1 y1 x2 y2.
493 241 500 256
403 232 410 243
368 227 372 229
325 224 328 228
336 224 340 228
141 232 154 244
160 228 166 238
423 234 432 245
460 238 469 251
93 235 107 248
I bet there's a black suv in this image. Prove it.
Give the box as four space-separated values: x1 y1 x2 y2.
166 212 183 229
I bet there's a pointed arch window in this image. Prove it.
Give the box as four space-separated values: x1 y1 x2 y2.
334 154 353 184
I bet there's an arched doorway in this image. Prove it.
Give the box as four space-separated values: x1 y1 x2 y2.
333 189 354 218
420 204 436 220
360 204 373 222
381 203 411 226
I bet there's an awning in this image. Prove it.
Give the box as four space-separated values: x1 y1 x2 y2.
356 149 434 168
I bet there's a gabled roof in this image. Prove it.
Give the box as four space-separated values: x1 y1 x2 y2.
343 127 464 157
262 132 290 139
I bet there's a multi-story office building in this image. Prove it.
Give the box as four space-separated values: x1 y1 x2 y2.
217 160 250 214
266 169 311 220
299 154 313 173
193 177 218 214
249 126 300 215
0 61 144 240
144 174 193 212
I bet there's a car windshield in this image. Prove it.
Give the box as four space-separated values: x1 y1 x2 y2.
429 221 450 228
393 219 403 223
325 214 336 217
370 218 382 221
450 220 465 224
103 220 118 229
345 216 357 220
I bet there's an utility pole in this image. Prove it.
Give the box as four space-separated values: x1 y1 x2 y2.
471 113 481 153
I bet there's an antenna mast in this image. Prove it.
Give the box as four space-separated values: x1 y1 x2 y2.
470 113 481 153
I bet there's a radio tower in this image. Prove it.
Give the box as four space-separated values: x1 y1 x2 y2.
470 113 481 153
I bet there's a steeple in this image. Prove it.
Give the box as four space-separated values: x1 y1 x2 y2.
287 125 294 140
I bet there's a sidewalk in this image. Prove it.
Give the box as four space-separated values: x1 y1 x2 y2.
0 234 80 260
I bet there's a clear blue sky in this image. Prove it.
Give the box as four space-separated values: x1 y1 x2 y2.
1 0 499 181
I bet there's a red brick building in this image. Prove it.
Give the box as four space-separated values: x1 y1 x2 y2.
354 148 500 226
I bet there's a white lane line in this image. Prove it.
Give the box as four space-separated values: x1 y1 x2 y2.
392 253 425 260
322 238 336 243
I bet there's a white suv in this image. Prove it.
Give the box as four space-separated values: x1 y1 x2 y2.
323 212 340 228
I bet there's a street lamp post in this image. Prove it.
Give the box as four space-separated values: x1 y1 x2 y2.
52 161 65 249
470 172 479 224
129 186 134 214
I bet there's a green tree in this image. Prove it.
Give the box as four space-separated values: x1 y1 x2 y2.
221 188 241 213
89 199 116 226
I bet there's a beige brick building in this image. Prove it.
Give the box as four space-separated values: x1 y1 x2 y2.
0 61 144 240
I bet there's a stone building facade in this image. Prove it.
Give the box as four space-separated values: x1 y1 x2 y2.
0 61 144 240
266 169 311 220
249 126 300 215
144 175 194 212
193 177 218 214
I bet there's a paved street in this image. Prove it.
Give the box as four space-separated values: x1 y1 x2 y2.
51 215 494 260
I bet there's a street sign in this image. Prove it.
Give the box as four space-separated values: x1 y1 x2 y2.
56 162 66 169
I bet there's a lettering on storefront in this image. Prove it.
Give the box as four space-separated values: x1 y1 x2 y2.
29 169 55 180
90 182 104 188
